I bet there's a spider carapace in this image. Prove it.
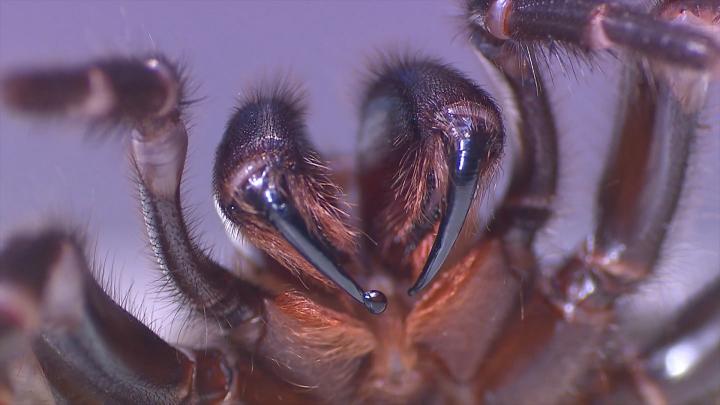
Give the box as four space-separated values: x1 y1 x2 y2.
1 0 719 404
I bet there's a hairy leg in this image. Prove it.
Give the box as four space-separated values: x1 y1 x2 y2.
465 1 716 402
598 274 720 404
2 57 267 328
469 26 559 249
466 0 720 75
0 229 231 403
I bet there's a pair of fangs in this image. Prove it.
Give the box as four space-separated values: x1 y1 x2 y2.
244 133 484 316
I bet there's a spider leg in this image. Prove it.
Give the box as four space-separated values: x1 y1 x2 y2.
0 229 232 403
470 29 559 249
465 0 720 75
1 57 267 328
476 9 714 403
550 50 710 321
599 274 720 404
467 22 559 289
637 277 720 403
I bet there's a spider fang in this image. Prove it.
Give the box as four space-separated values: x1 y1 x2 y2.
243 166 387 314
409 108 491 295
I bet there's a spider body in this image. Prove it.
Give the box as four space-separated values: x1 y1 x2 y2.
0 1 719 404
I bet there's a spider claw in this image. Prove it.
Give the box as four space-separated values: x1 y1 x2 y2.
409 132 484 296
359 57 504 292
244 168 386 314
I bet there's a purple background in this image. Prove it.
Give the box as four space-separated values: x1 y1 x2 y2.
1 1 718 341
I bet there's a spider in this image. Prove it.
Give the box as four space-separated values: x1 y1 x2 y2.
0 0 719 404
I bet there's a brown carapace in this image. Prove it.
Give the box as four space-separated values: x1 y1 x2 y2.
1 0 719 403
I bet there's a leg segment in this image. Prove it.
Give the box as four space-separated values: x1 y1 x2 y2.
2 57 267 327
469 29 558 248
633 274 720 404
476 5 714 402
599 274 720 404
0 229 231 403
132 110 265 327
466 0 720 75
552 53 709 319
468 22 559 292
